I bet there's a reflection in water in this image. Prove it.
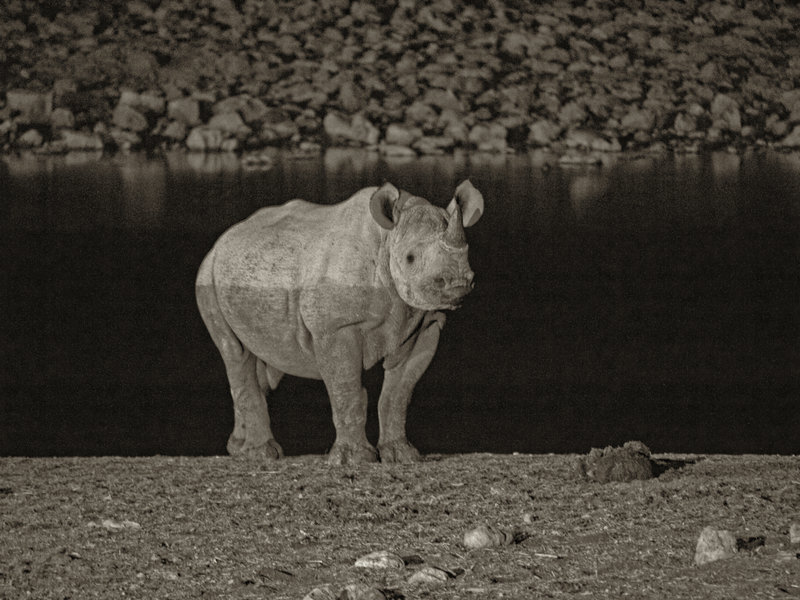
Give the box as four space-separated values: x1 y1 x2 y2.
1 150 798 456
568 174 608 220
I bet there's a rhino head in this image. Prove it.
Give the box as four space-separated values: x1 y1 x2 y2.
370 180 484 311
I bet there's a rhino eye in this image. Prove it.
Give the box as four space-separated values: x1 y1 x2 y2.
406 253 415 264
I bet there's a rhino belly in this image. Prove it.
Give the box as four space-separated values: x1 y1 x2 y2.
216 284 322 379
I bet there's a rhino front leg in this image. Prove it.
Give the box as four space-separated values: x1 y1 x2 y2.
378 312 445 463
314 330 378 466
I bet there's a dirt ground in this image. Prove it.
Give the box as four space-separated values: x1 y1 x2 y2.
1 453 798 599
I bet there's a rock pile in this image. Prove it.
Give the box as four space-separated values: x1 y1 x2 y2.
2 0 800 156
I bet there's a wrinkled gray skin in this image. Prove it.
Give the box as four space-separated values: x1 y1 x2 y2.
196 180 484 465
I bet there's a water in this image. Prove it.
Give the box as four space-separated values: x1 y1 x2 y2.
1 149 798 457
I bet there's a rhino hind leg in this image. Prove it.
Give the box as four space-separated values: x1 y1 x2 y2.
196 262 283 460
224 354 284 460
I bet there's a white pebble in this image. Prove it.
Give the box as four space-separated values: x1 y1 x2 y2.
695 526 737 565
354 550 405 569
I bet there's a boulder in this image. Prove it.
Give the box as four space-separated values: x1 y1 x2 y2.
186 126 224 152
405 101 439 130
779 125 800 148
468 123 508 152
212 95 269 125
6 90 53 125
53 129 105 152
384 123 423 146
528 119 562 146
160 120 187 141
673 113 697 136
112 103 148 132
322 112 379 146
120 90 165 115
50 107 75 129
338 80 367 113
621 108 656 132
207 112 251 138
16 128 44 148
710 93 741 132
168 98 201 127
558 102 587 127
413 135 454 155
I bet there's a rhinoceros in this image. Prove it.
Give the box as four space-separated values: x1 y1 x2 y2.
195 180 484 464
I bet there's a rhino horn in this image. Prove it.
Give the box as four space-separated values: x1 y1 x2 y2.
444 202 467 247
448 179 484 228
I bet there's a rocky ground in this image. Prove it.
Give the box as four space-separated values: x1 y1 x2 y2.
2 0 800 159
1 453 798 599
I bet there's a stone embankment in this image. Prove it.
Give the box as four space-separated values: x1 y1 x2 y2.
2 0 800 157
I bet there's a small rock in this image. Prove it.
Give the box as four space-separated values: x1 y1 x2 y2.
695 527 737 566
97 518 141 532
112 103 148 132
463 525 516 548
16 128 44 148
6 89 53 125
302 585 337 600
168 98 201 127
407 566 452 586
354 550 405 570
338 583 386 599
790 523 800 544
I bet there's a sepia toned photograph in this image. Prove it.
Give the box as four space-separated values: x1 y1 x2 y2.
1 0 799 598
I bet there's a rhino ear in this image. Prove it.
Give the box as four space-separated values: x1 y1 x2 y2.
370 182 401 230
447 179 484 228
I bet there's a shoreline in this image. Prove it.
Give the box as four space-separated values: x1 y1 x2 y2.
2 1 800 158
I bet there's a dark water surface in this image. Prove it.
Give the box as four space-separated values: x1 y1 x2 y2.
1 149 798 456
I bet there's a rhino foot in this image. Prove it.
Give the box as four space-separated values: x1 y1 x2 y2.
327 441 378 466
378 439 422 463
228 436 283 460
